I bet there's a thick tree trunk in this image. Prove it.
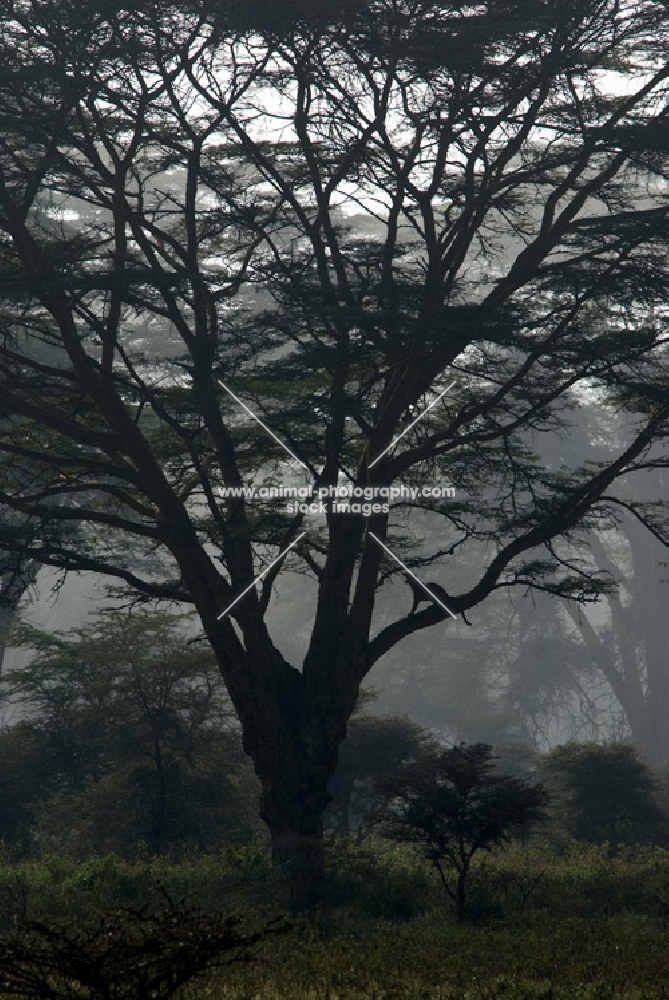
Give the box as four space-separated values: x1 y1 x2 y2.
200 615 350 913
268 822 326 913
258 760 334 912
193 519 369 912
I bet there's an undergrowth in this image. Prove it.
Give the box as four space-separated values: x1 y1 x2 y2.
1 838 669 998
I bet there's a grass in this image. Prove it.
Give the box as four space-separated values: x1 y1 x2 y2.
177 915 669 998
2 838 669 998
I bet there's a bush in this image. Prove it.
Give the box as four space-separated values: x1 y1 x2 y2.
0 894 289 999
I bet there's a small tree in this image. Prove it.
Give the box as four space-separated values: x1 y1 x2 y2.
542 742 669 850
370 742 549 920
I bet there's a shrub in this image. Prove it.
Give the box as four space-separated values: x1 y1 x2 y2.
0 894 289 999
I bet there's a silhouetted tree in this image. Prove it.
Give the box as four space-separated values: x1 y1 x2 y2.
370 742 549 919
1 0 668 908
0 896 288 1000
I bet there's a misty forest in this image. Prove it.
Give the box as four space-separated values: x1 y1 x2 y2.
0 0 669 995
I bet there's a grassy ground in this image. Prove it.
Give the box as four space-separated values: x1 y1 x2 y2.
2 837 669 998
181 916 669 999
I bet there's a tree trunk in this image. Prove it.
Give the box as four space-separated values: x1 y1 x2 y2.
268 823 326 913
153 737 166 857
342 783 352 836
580 517 669 766
258 762 333 912
455 865 467 922
198 562 362 912
239 684 343 913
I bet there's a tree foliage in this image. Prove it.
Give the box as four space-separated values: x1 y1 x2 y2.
325 695 433 837
542 742 669 849
370 742 549 919
0 611 261 856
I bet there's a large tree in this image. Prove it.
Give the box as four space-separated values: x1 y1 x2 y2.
1 0 669 909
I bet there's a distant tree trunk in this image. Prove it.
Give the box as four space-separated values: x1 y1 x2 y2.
341 783 353 836
629 516 669 765
0 561 38 674
455 867 467 922
0 605 14 674
154 737 166 856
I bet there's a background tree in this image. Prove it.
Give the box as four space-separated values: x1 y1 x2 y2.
0 611 261 856
1 0 669 908
560 483 669 765
370 403 669 755
370 742 549 920
509 402 669 760
324 690 433 839
541 742 669 850
0 722 50 852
